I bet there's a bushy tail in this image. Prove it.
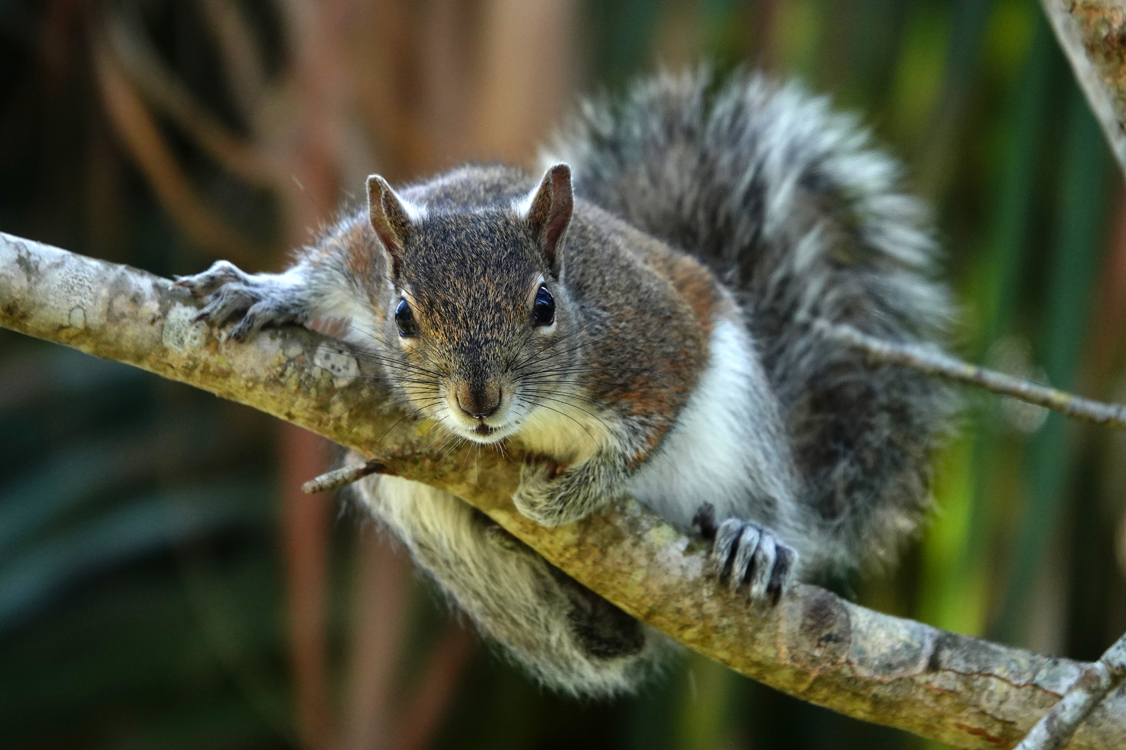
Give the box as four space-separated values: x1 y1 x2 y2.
547 69 954 574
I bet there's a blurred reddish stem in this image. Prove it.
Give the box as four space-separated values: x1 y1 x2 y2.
342 536 412 750
280 425 336 750
471 0 576 163
391 624 475 750
100 4 277 189
1089 190 1126 381
197 0 269 120
91 23 266 265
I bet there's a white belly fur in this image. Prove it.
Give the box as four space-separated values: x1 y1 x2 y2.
627 319 798 531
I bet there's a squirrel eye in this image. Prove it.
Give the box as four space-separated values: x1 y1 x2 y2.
532 285 555 327
395 299 418 338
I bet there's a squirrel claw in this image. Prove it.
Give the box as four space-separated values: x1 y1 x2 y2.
707 517 796 606
692 502 718 541
190 284 255 328
176 262 300 341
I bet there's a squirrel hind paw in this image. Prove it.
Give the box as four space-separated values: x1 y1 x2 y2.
709 518 797 606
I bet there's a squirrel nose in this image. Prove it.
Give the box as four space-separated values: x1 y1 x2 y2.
455 382 501 420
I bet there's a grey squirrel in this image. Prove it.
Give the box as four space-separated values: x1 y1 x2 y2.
175 69 952 696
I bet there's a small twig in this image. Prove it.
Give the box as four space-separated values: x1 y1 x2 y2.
819 321 1126 431
302 460 388 494
1015 630 1126 750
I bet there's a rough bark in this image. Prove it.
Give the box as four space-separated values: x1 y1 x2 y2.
1015 630 1126 750
1042 0 1126 178
2 231 1124 750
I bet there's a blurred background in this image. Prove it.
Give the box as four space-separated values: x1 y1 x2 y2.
1 0 1124 748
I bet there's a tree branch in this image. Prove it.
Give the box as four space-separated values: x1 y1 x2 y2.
1015 629 1126 750
1041 0 1126 179
818 322 1126 430
2 231 1124 750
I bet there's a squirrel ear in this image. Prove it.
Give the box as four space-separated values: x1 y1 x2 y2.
366 175 414 276
523 163 573 276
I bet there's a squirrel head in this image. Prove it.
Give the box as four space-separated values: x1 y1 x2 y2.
365 164 582 445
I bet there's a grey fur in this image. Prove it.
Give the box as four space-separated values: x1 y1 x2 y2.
177 69 953 697
548 69 954 575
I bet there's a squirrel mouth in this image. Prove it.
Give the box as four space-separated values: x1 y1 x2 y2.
474 424 495 437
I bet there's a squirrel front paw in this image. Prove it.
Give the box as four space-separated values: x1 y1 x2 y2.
513 458 606 527
693 503 797 606
513 459 571 526
174 261 301 341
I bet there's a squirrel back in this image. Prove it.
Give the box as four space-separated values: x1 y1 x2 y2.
547 69 954 574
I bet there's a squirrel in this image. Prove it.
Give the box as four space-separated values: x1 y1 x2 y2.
175 69 953 697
